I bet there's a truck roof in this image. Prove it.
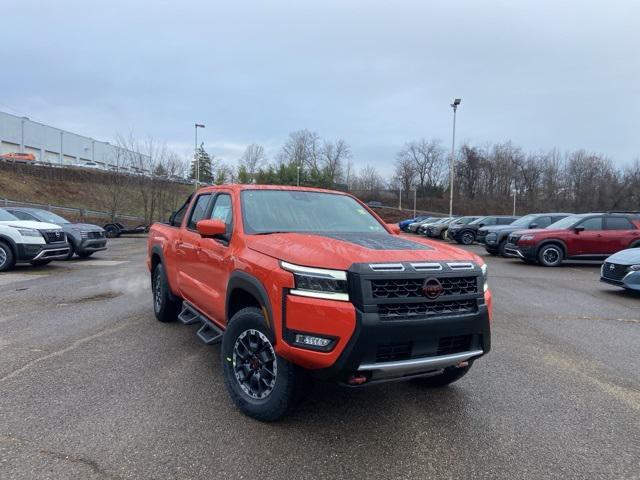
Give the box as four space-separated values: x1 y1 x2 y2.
195 184 350 196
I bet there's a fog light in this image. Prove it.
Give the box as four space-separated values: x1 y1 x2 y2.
294 334 332 348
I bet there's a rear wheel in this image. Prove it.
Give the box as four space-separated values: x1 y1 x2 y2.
222 307 307 422
538 244 564 267
104 225 119 238
497 240 507 256
460 231 475 245
0 241 16 272
152 263 180 322
412 364 471 387
440 230 447 240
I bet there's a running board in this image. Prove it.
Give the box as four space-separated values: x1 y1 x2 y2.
196 320 223 345
178 303 201 325
178 302 224 345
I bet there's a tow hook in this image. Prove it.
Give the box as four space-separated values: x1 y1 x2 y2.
456 361 469 368
347 374 369 385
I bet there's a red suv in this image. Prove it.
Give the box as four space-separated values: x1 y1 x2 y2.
504 212 640 267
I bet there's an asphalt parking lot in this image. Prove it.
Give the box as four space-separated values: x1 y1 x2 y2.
1 236 639 479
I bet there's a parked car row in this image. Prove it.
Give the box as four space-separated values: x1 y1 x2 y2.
400 210 640 292
0 207 107 272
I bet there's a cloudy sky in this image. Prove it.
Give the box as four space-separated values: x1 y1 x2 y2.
2 0 638 174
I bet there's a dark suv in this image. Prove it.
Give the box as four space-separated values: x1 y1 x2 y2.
449 216 519 245
504 212 640 266
7 207 107 259
479 213 572 256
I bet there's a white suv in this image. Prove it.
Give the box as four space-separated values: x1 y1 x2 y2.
0 209 70 271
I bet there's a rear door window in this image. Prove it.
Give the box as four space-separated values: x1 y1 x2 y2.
535 216 553 228
210 194 233 226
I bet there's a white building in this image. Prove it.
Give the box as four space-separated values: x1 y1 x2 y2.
0 111 150 171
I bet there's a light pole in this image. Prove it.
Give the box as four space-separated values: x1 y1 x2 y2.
512 183 517 216
413 188 417 217
194 123 205 190
398 184 402 210
448 98 461 218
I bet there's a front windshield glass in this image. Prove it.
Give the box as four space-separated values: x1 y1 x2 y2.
241 190 387 234
509 214 537 227
0 209 19 221
469 216 489 225
31 210 70 224
547 215 582 229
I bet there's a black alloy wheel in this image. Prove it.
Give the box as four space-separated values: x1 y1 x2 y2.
232 329 277 400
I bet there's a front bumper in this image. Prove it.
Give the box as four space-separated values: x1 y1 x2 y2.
16 242 70 262
600 266 640 291
503 243 536 260
278 261 491 385
77 238 108 254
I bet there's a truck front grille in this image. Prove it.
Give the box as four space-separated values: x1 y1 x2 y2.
378 299 478 319
371 277 478 298
436 335 472 356
602 262 629 281
376 342 412 362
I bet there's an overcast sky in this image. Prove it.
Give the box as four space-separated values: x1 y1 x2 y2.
2 0 638 174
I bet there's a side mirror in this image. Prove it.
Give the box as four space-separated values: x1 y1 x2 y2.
196 219 227 238
388 224 401 235
529 223 538 229
478 223 485 228
574 226 585 233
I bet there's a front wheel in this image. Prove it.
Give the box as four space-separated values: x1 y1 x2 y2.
411 364 471 387
0 241 16 272
538 244 564 267
440 230 447 240
460 231 475 245
222 307 307 422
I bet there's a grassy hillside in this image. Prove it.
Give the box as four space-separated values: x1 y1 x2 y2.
0 162 192 225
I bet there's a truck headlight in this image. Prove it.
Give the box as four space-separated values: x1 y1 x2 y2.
280 261 349 301
481 263 489 292
16 228 42 239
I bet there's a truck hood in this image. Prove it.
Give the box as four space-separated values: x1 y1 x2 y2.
605 248 640 265
0 220 62 231
245 232 480 270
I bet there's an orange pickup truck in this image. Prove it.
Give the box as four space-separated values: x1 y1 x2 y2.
147 185 492 421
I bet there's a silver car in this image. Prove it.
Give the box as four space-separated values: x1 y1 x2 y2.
600 248 640 292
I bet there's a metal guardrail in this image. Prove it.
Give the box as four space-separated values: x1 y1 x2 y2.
0 198 145 222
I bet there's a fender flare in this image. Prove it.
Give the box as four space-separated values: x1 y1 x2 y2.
537 239 568 257
226 271 274 330
149 245 179 300
0 234 18 257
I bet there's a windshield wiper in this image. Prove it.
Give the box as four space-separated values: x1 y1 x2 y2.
253 231 293 236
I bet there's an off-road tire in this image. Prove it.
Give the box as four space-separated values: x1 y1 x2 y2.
222 307 307 422
537 244 564 267
152 263 180 322
0 241 15 272
411 364 471 387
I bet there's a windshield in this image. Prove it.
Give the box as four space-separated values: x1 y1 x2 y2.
31 210 70 224
509 214 537 227
547 215 582 229
0 209 20 221
241 190 387 234
469 216 489 225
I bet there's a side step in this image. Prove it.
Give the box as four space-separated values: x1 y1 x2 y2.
196 320 223 345
178 302 223 345
178 303 201 325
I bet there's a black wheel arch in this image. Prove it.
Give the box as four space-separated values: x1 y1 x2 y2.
226 271 274 334
0 234 18 257
149 245 180 301
537 239 567 257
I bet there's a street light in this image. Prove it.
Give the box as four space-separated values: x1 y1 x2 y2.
448 98 461 218
194 123 205 190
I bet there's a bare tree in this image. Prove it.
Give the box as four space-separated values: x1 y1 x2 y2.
355 164 383 192
393 155 416 199
278 129 321 179
321 138 351 185
240 144 266 180
398 139 446 191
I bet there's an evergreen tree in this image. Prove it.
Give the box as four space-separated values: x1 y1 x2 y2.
189 145 213 184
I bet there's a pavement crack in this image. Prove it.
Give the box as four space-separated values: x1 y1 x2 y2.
0 434 122 479
0 319 143 384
